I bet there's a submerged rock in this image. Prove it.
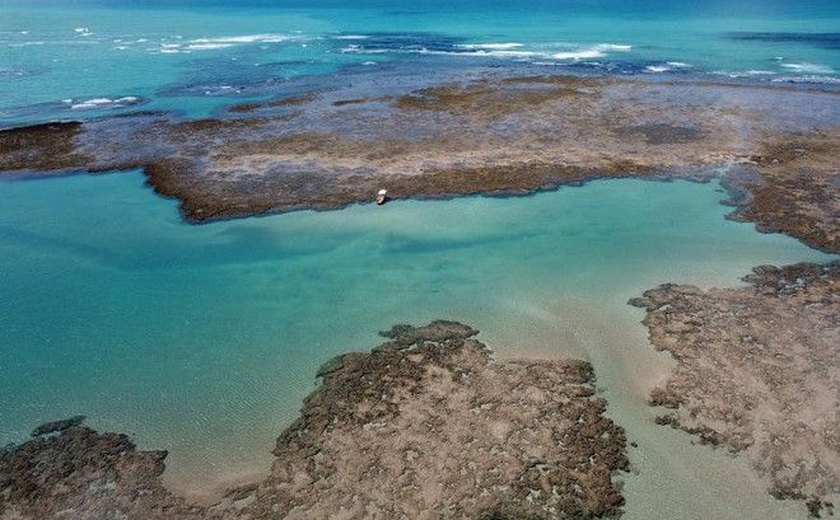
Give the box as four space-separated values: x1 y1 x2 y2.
30 415 86 437
378 319 479 346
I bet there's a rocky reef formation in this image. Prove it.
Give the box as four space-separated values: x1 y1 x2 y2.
631 263 840 517
729 130 840 254
222 320 628 519
1 73 838 235
1 321 628 520
0 424 203 519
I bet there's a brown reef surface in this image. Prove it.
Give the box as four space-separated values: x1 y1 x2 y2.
631 262 840 517
1 74 838 256
0 423 204 520
729 130 840 253
0 321 628 520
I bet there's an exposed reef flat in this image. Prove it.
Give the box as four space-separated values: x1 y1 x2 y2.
631 263 840 517
1 321 628 520
1 74 839 249
729 130 840 253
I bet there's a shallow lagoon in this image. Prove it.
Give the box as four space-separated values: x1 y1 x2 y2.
0 171 833 517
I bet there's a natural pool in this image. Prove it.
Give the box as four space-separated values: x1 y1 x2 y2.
0 171 833 517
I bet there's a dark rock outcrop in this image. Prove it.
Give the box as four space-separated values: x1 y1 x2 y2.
30 415 86 437
0 422 203 520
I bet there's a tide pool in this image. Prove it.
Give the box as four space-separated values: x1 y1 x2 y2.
0 171 833 517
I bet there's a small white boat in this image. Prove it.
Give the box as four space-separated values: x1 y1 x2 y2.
376 189 387 205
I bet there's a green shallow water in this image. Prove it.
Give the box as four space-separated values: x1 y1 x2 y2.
0 171 833 516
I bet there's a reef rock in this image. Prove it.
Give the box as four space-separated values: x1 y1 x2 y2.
1 321 628 520
0 422 203 520
633 262 840 517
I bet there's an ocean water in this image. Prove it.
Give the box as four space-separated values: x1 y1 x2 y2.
3 1 840 517
0 172 834 518
1 0 840 124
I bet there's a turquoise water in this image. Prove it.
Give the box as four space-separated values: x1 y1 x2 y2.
2 0 840 124
0 172 833 517
3 1 840 516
